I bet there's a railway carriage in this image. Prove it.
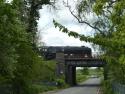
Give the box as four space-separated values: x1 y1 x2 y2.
40 46 92 60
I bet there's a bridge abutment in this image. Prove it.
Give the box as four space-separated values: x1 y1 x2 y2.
65 65 76 86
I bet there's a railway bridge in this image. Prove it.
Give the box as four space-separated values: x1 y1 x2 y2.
40 46 107 86
64 58 106 86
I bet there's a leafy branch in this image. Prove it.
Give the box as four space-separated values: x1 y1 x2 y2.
53 20 124 51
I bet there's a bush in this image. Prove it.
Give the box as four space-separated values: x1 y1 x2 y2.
56 79 66 88
102 80 114 94
77 75 87 83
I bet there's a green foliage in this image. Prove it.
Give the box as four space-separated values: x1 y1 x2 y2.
80 67 89 75
0 0 56 94
76 74 87 83
34 60 57 82
53 19 125 51
102 80 114 94
11 43 40 94
56 78 66 88
76 69 88 83
0 0 27 88
32 84 57 93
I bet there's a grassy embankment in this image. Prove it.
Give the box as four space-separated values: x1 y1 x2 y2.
76 69 88 83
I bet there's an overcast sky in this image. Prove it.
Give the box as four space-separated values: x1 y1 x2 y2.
38 0 95 48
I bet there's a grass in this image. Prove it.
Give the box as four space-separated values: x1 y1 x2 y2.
76 74 88 83
32 84 58 93
76 70 88 83
32 80 69 94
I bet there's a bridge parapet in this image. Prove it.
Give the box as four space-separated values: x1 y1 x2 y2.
65 58 106 67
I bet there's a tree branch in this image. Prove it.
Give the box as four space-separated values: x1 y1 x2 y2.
68 5 103 32
63 1 103 33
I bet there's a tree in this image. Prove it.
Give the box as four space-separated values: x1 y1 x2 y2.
0 1 33 94
13 0 50 49
0 0 57 94
53 0 125 84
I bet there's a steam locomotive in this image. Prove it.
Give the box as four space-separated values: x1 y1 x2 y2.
40 46 92 60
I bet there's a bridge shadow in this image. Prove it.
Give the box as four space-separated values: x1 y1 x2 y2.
75 84 101 87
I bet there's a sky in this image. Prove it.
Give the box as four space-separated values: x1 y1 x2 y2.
38 0 94 48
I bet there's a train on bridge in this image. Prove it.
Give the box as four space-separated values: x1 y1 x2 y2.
40 46 107 85
40 46 92 60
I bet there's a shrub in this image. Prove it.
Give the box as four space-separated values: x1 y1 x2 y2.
102 80 114 94
56 79 66 88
